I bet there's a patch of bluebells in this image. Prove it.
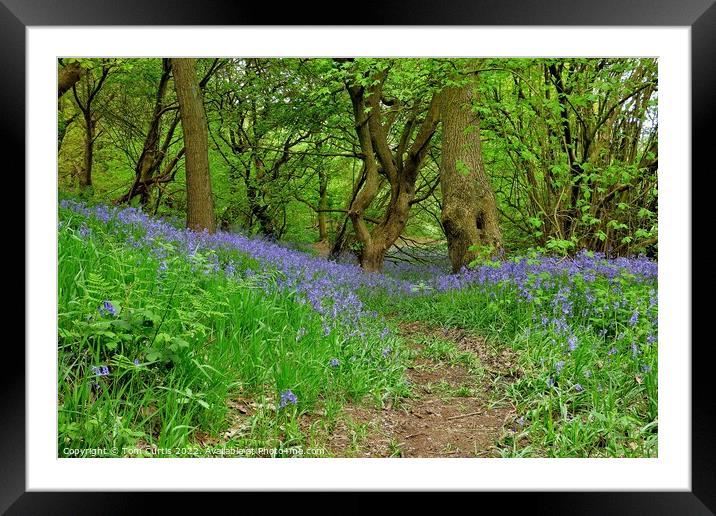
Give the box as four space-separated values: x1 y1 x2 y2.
60 199 414 341
61 200 657 363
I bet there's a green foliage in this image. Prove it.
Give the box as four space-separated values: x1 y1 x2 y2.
467 243 499 267
57 57 657 258
366 263 658 458
455 159 471 176
58 206 407 456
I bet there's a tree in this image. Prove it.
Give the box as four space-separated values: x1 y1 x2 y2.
209 58 338 238
71 59 111 191
340 59 441 272
477 58 657 255
171 58 216 233
440 80 501 272
114 59 184 208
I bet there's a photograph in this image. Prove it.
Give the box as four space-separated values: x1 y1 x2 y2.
10 7 709 509
57 56 659 459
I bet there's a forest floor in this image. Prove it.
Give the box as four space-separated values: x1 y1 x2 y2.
190 319 522 458
309 320 521 457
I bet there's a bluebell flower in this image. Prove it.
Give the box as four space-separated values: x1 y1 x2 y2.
91 365 110 377
641 364 652 373
629 310 639 326
574 383 584 392
98 301 117 317
329 358 340 367
278 389 298 409
133 359 140 366
381 347 392 358
555 360 565 374
568 335 577 351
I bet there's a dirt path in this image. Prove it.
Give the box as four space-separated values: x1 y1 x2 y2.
325 321 521 457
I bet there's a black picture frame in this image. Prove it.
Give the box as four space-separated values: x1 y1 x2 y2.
8 0 711 513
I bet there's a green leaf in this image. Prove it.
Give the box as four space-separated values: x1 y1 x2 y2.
455 160 471 176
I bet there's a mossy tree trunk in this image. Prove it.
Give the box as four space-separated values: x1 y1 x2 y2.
440 82 502 273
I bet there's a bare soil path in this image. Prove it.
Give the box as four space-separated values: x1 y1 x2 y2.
325 321 521 457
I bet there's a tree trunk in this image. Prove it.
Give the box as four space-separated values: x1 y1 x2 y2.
440 83 501 273
341 62 440 272
58 61 82 98
119 60 175 207
71 60 111 195
171 58 216 233
57 112 76 154
79 112 94 189
360 244 386 272
317 168 328 242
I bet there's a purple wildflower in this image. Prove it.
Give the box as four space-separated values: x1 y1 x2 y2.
568 335 578 351
98 300 117 317
278 389 298 409
629 310 639 327
641 364 652 373
329 358 340 367
555 360 565 374
574 384 584 392
91 365 110 377
381 347 392 358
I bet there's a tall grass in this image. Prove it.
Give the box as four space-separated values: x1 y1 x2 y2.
58 205 407 457
369 258 658 457
59 199 657 458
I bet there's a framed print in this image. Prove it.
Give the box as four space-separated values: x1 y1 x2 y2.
9 0 712 513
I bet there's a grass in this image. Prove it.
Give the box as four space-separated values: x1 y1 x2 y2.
58 205 408 457
58 199 658 458
367 269 658 458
